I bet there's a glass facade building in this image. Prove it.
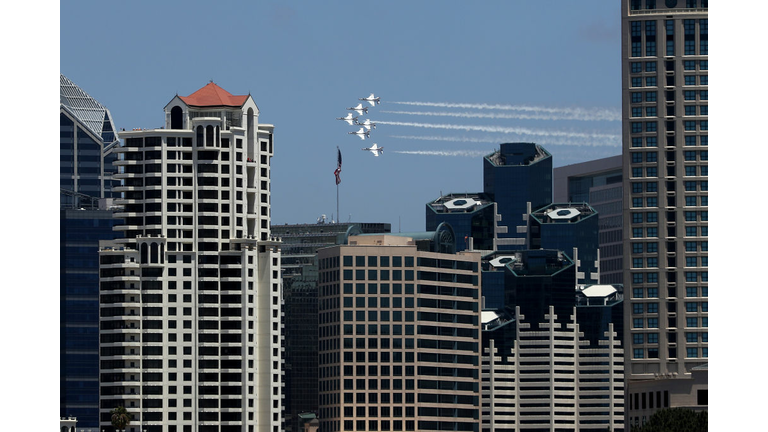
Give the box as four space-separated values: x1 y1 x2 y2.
60 75 122 427
61 209 121 427
425 193 498 252
483 143 552 250
529 203 600 285
60 74 120 208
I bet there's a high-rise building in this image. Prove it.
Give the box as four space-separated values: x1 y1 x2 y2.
316 228 483 432
61 206 121 427
553 155 624 284
621 0 708 425
271 221 391 432
60 75 123 427
483 143 553 250
98 82 282 432
60 74 120 207
529 203 600 285
480 251 625 432
426 193 499 253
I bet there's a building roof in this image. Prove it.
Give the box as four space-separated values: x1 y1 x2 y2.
180 82 250 107
60 74 118 144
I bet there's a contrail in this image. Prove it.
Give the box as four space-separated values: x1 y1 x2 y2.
374 120 620 142
392 150 491 157
388 134 620 147
389 101 620 121
382 109 619 122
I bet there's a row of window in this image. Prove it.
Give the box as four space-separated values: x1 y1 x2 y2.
630 119 708 133
632 256 707 268
343 255 415 268
631 272 708 286
633 316 707 329
630 181 707 194
630 60 707 75
632 302 707 315
631 165 708 178
631 195 708 208
630 135 708 147
633 347 707 359
632 286 708 299
631 240 708 254
633 332 708 345
630 105 707 118
630 1 708 12
630 75 707 88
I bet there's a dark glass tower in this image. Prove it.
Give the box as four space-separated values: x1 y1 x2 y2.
60 74 122 427
483 143 552 250
60 209 121 427
529 203 600 285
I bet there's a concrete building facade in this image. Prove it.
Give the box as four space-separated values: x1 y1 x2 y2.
621 0 708 422
316 232 482 432
98 82 282 432
271 221 391 432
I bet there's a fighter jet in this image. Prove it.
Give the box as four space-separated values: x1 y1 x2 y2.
336 112 359 126
358 118 376 131
348 128 371 140
347 103 369 116
362 143 383 156
359 93 381 106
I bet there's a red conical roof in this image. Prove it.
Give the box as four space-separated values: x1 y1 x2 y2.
179 82 249 107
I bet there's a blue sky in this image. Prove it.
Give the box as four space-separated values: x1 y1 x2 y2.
60 1 622 232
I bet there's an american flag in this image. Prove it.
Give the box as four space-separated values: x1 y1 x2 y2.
334 147 342 185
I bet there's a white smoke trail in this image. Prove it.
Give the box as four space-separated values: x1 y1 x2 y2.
374 120 619 142
382 109 618 122
389 101 620 121
388 134 620 147
392 150 490 157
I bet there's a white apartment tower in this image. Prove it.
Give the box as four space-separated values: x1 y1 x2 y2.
98 83 282 432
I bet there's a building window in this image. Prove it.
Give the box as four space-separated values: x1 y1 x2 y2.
631 62 642 73
647 242 658 253
646 77 657 87
646 91 657 102
634 333 644 344
646 62 657 72
647 333 658 343
631 92 643 103
633 318 644 329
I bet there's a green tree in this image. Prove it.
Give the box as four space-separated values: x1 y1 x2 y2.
110 406 132 431
631 408 707 432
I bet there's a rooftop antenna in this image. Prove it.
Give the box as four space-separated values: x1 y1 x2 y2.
399 216 401 233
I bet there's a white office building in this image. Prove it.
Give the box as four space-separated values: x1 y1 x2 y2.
98 82 282 432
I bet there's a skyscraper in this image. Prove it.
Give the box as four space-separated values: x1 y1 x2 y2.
483 143 553 250
60 75 123 427
98 82 282 432
621 0 708 424
480 250 625 432
316 228 482 432
60 74 120 207
271 221 391 432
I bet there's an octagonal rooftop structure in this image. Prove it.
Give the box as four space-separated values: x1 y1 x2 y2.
530 202 597 224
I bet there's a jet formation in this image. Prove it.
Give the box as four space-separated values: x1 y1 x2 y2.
338 94 383 156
